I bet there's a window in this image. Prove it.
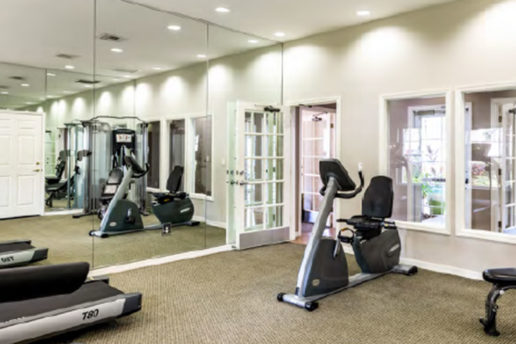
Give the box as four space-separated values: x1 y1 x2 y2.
386 96 447 228
462 89 516 235
191 116 212 197
169 119 185 191
167 115 212 198
147 121 160 189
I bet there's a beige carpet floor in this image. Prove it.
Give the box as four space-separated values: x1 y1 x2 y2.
0 214 226 268
43 243 516 344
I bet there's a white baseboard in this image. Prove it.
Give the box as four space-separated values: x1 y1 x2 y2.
43 209 83 217
400 257 483 280
192 216 226 229
340 244 482 280
89 244 233 277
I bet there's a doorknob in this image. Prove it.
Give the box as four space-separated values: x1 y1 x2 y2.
36 162 40 165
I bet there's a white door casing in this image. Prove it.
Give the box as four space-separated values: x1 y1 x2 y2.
0 111 45 219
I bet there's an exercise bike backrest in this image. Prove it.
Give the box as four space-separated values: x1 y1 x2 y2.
362 176 393 218
166 166 184 193
319 159 364 199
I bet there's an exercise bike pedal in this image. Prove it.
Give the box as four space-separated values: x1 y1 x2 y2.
338 230 354 244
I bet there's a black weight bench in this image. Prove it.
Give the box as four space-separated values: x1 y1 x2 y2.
480 268 516 336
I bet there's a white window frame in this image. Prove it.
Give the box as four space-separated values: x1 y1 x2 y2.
163 113 214 202
379 89 452 235
144 116 162 193
455 81 516 244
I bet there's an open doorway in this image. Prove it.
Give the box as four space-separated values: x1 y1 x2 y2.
292 103 336 243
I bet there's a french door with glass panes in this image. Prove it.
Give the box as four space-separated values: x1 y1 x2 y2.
227 102 290 249
492 100 516 233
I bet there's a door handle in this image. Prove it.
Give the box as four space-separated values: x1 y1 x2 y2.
239 181 248 186
33 169 41 172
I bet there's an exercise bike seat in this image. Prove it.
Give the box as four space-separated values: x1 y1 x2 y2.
152 166 187 204
483 268 516 286
153 192 187 204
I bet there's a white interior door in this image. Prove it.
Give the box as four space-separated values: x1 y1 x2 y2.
0 111 44 219
227 102 290 249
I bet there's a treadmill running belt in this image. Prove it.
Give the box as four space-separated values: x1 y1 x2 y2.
0 242 34 253
0 281 123 323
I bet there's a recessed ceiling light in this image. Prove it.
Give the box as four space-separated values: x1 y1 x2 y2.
274 32 285 37
196 54 207 58
248 39 259 44
167 25 181 31
112 78 120 82
21 83 30 87
25 102 34 105
356 10 371 16
63 91 73 94
64 65 75 70
123 75 132 79
84 85 93 88
47 95 57 99
47 72 56 77
215 7 230 13
0 91 8 95
152 67 162 71
110 48 123 53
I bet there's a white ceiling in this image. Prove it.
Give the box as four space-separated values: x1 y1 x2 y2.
135 0 456 41
0 0 455 109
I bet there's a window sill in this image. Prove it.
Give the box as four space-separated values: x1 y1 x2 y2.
456 228 516 245
395 220 450 235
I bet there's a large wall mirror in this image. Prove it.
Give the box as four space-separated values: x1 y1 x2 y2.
0 0 96 266
0 0 284 270
206 26 283 249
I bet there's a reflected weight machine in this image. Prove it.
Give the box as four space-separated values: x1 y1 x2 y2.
73 116 149 219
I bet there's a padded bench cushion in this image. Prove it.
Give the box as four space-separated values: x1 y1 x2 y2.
483 268 516 286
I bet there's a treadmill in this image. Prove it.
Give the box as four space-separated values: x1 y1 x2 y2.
0 240 48 268
0 262 142 343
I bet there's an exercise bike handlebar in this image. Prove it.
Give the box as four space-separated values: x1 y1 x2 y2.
123 155 150 178
334 166 364 199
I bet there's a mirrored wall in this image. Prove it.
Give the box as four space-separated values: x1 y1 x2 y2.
0 0 283 269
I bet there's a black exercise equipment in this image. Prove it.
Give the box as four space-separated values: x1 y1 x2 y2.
0 262 142 343
46 150 91 208
0 240 48 269
89 153 199 238
278 159 417 311
45 150 66 186
479 268 516 336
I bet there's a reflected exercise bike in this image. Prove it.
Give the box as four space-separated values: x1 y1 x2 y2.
89 153 199 238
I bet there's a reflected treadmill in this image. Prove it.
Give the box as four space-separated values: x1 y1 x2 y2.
0 240 48 268
0 262 142 343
